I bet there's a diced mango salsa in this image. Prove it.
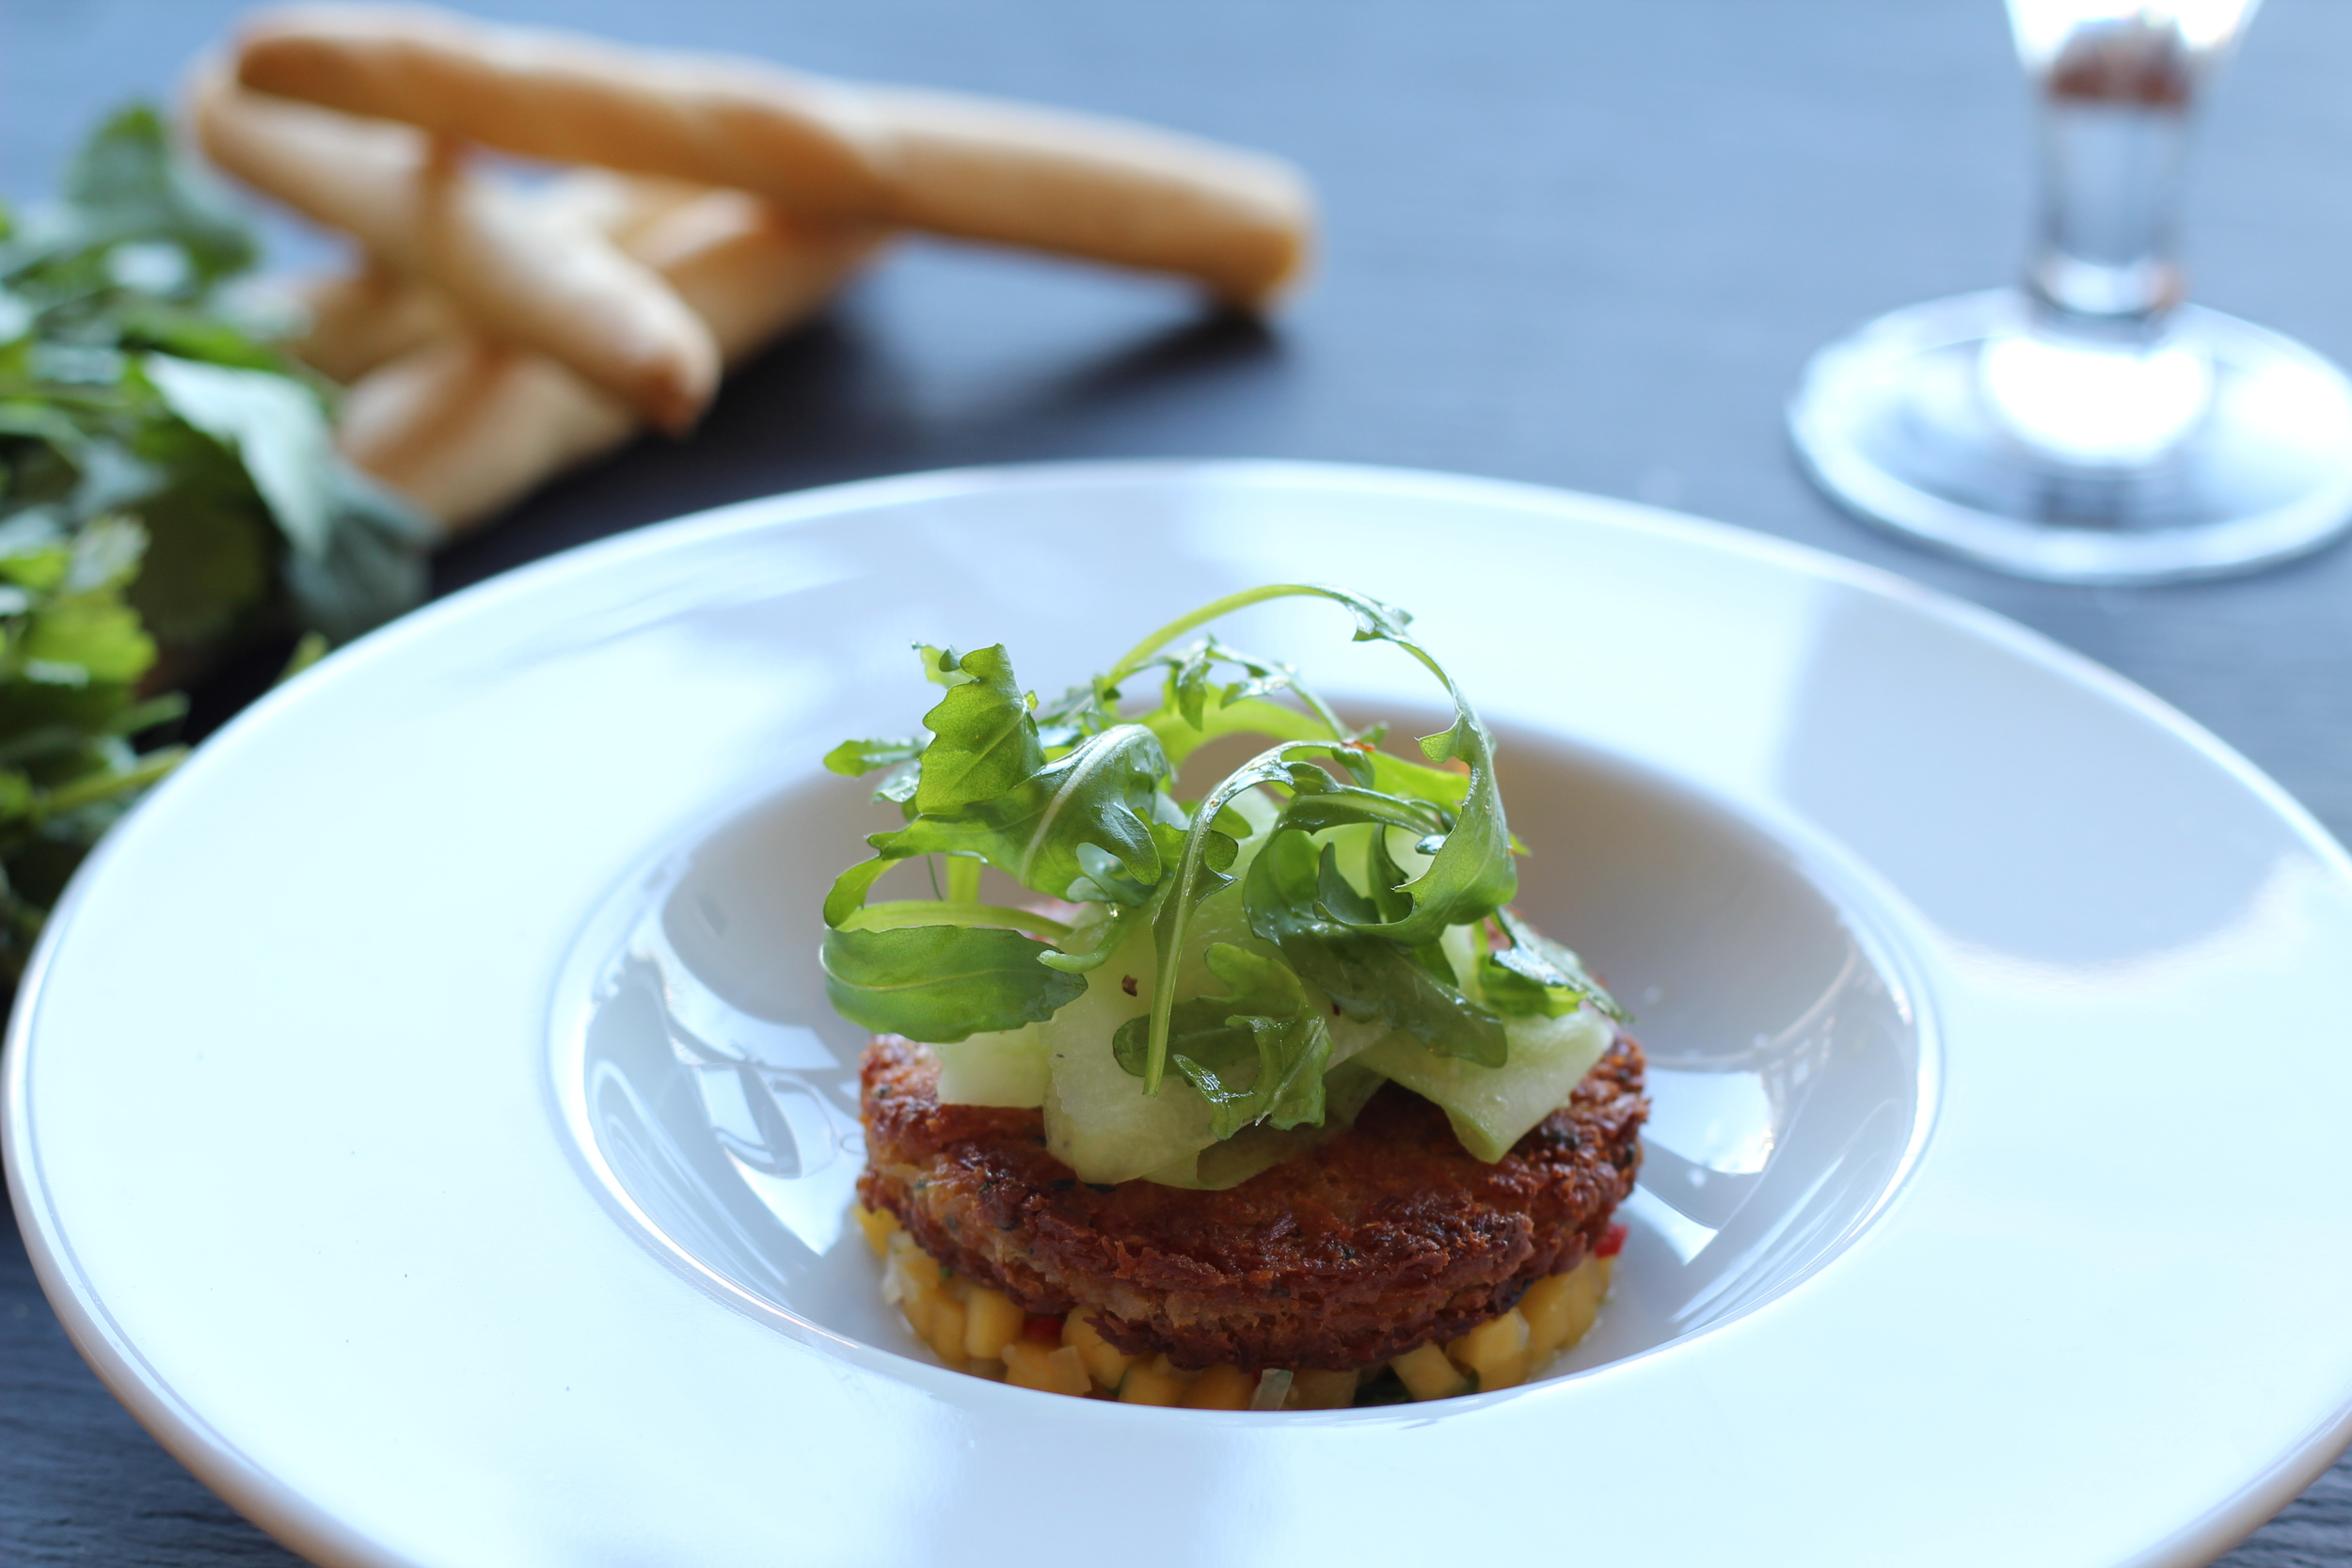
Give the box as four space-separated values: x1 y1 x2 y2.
852 1203 899 1257
926 1293 968 1364
1117 1354 1189 1406
1392 1341 1470 1402
1448 1306 1532 1391
962 1287 1025 1360
1521 1254 1611 1359
1063 1311 1138 1390
1004 1340 1093 1396
1183 1363 1257 1410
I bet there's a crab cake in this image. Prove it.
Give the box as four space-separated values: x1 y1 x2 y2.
857 1031 1645 1372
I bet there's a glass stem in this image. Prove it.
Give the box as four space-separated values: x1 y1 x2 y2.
2022 11 2217 341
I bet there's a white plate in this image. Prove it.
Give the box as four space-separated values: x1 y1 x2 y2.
10 461 2352 1568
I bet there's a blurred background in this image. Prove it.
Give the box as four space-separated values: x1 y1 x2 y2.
8 2 2352 818
3 0 2350 1561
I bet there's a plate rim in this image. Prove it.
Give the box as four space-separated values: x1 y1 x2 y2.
9 456 2352 1568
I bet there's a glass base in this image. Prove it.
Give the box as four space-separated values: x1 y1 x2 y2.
1788 290 2352 584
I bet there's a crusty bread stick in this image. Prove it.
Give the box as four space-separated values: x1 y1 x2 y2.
233 3 1312 306
537 168 713 251
340 192 882 531
337 340 633 529
185 60 721 430
284 261 453 384
857 86 1307 307
630 193 882 362
285 170 712 385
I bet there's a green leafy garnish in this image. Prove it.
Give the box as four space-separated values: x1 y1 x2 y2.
0 105 438 999
819 584 1623 1164
0 104 430 660
1109 942 1333 1139
819 922 1086 1042
1107 584 1516 1092
0 517 186 982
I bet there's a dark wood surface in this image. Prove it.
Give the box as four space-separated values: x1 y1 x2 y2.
6 1 2351 1561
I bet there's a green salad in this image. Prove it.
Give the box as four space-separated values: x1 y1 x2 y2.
0 106 432 989
819 584 1622 1187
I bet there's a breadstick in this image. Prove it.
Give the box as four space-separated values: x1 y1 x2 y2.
282 261 454 383
232 3 1312 306
631 194 882 362
337 341 633 530
537 168 713 251
184 60 720 431
340 195 882 531
284 171 714 385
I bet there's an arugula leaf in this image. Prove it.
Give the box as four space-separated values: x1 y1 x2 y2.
817 582 1605 1163
824 736 923 776
1141 690 1327 768
1031 677 1119 753
1037 900 1142 974
834 899 1070 938
1479 908 1624 1022
909 644 1041 810
820 924 1086 1042
1109 942 1333 1139
876 721 1176 902
1108 585 1519 1091
1136 739 1348 1089
832 645 1184 914
1243 829 1509 1066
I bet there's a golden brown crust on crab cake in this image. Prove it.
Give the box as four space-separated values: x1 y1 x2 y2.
856 1031 1645 1372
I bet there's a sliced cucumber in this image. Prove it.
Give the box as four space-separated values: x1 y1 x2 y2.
1039 914 1218 1182
931 1023 1050 1108
1039 794 1318 1184
1356 1008 1616 1162
1010 784 1601 1182
1141 1121 1329 1190
1136 1058 1388 1189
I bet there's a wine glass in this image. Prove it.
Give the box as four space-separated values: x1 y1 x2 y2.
1787 0 2352 583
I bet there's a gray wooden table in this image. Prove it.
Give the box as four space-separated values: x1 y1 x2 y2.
4 0 2349 1560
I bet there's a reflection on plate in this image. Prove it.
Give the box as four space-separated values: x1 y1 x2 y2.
553 731 1933 1379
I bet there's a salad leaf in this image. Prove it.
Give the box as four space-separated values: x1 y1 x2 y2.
141 354 338 561
1478 908 1625 1022
277 465 430 645
48 105 253 285
0 104 437 1000
825 643 1187 924
909 644 1042 811
824 736 923 776
1105 584 1518 1092
820 923 1086 1042
882 720 1176 905
0 515 184 983
818 583 1620 1167
1243 829 1508 1066
0 103 430 668
1109 942 1332 1139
